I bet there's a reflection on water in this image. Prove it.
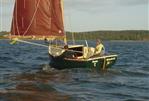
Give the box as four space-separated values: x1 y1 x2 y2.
0 69 73 101
0 40 149 101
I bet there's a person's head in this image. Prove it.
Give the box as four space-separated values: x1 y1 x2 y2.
44 37 46 40
96 39 101 45
64 45 68 50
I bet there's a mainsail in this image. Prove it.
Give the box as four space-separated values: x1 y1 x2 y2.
11 0 65 40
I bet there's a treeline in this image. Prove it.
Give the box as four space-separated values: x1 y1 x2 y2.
0 30 149 40
0 31 9 39
0 31 9 35
66 30 149 41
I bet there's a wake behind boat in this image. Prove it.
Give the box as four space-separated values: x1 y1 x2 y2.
10 0 117 70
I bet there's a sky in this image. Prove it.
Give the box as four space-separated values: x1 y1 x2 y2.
0 0 149 32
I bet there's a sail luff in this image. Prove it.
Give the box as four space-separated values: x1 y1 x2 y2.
61 0 67 44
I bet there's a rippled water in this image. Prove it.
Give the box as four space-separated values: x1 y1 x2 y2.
0 40 149 101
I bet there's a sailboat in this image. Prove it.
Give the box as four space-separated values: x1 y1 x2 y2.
10 0 117 70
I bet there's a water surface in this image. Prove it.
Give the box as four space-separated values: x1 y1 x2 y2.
0 40 149 101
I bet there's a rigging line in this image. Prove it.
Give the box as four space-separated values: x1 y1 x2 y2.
12 17 15 36
47 0 52 34
15 39 83 53
23 0 41 36
15 0 20 36
61 0 64 27
10 0 16 37
17 39 49 48
51 1 62 31
61 0 65 35
68 12 75 45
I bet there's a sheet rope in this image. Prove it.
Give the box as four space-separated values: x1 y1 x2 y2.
11 38 83 54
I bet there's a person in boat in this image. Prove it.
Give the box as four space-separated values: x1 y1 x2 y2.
64 44 69 50
44 37 53 45
94 39 105 56
44 38 50 44
62 45 77 58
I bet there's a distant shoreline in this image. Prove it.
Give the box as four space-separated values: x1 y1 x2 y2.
1 30 149 41
0 39 149 43
66 30 149 41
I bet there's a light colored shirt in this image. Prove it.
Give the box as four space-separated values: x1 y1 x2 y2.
94 43 105 55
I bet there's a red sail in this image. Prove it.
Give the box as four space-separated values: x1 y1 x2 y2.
11 0 65 39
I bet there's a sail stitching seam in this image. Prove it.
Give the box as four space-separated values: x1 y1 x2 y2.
22 0 41 36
